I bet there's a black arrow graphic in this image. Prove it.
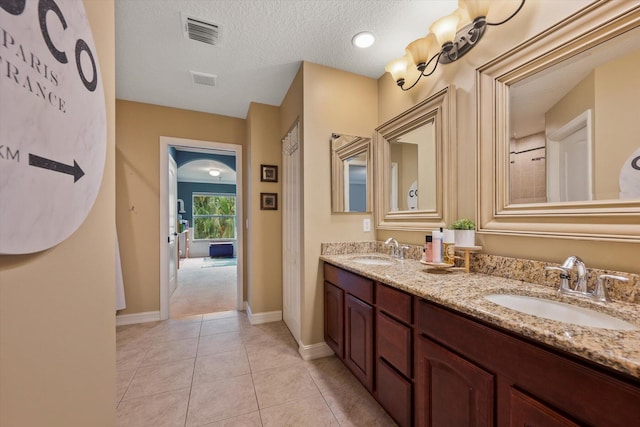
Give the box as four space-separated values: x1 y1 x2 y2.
29 154 85 182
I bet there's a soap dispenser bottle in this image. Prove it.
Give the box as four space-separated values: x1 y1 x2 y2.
423 235 433 262
443 229 455 265
432 230 442 263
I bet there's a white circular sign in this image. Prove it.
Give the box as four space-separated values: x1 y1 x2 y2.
407 180 418 210
0 0 106 254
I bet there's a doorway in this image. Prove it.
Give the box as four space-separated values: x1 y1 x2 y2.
159 136 244 320
547 110 593 203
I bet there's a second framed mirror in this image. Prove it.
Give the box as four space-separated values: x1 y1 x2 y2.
375 85 456 231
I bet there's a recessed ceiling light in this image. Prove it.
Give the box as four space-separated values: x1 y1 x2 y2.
352 31 375 48
209 169 221 177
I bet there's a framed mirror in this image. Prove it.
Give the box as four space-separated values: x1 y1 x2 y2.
331 134 372 213
478 1 640 241
375 85 456 230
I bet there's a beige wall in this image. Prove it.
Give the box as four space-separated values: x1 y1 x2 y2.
302 62 378 345
116 101 246 314
246 103 283 313
545 71 595 139
594 51 640 200
0 1 116 425
376 0 640 274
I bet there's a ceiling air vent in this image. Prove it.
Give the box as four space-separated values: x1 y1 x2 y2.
182 14 221 46
190 71 217 87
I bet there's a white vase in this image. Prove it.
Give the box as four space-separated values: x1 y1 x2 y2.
454 230 475 247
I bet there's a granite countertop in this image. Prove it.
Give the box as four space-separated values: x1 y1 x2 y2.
320 252 640 380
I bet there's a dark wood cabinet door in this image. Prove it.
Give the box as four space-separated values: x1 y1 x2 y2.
415 335 495 427
324 281 344 358
377 358 412 427
508 387 579 427
345 293 374 392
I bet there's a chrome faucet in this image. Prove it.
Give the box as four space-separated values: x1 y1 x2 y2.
384 237 399 258
385 237 409 260
545 256 628 303
546 255 588 296
561 255 588 293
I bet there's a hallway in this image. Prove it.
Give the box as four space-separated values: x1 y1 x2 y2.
115 311 396 426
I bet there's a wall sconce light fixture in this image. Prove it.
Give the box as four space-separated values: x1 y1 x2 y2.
386 0 525 91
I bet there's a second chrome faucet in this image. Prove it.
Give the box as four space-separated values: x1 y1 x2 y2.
545 255 628 303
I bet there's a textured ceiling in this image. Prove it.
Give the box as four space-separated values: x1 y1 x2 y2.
115 0 458 119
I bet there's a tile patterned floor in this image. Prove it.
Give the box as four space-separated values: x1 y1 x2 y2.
116 310 397 426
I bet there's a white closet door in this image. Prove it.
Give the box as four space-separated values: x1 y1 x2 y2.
282 123 301 343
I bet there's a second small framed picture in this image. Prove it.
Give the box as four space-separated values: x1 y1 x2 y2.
260 164 278 182
260 193 278 210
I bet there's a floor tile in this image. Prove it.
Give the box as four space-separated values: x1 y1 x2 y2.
201 411 262 426
116 310 396 426
117 345 150 371
116 368 136 403
200 317 242 336
197 331 243 356
242 321 296 347
186 374 258 426
141 337 198 366
124 359 195 400
148 321 202 343
305 355 362 394
322 379 397 426
202 310 239 321
260 394 339 426
246 339 302 372
193 349 250 384
171 313 204 322
116 388 190 427
252 364 320 409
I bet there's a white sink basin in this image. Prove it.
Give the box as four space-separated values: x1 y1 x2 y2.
350 256 396 266
485 294 638 331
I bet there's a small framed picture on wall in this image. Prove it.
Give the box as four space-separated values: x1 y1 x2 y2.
260 193 278 210
260 164 278 182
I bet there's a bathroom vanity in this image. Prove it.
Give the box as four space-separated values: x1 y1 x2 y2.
321 254 640 427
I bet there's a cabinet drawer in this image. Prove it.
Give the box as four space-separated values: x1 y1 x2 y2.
376 283 412 324
377 358 412 427
323 263 373 304
377 312 411 377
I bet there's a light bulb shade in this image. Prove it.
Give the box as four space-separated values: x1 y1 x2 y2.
453 6 472 29
406 34 437 67
459 0 491 20
385 56 410 84
430 14 461 47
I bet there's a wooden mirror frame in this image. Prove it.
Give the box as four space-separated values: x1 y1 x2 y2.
477 1 640 242
375 85 456 231
331 135 372 213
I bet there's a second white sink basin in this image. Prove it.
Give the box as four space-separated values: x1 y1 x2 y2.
485 294 638 331
350 256 396 266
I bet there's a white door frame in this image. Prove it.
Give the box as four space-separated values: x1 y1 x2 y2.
547 110 592 202
159 136 244 320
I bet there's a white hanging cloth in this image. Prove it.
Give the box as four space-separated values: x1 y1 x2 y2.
115 230 126 311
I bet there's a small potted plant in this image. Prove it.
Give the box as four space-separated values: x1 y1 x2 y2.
450 218 476 247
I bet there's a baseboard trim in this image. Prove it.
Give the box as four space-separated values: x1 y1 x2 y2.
246 305 282 325
116 311 161 326
298 341 335 360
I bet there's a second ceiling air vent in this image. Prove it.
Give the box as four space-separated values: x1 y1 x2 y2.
190 71 217 87
182 14 221 46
